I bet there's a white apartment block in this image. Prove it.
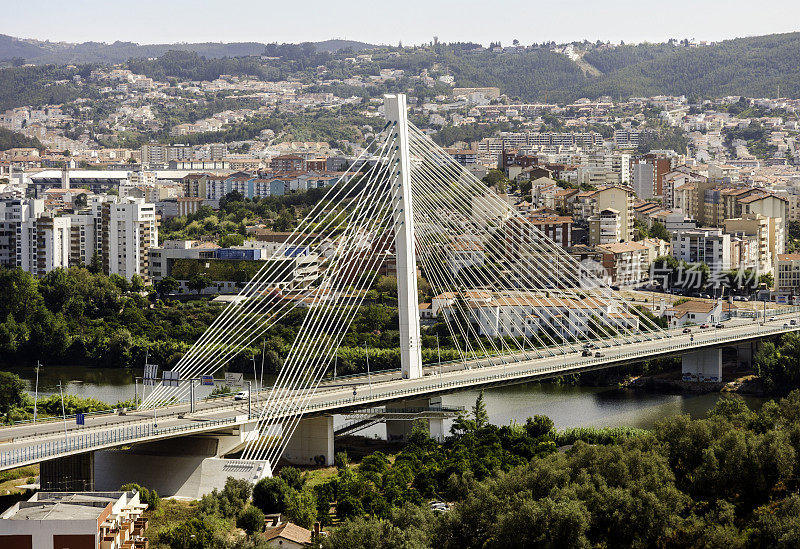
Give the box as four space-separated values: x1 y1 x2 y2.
671 228 731 274
102 198 158 280
16 214 71 275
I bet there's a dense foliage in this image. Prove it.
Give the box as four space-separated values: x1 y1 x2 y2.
0 127 44 151
0 266 216 369
147 392 800 548
321 392 800 548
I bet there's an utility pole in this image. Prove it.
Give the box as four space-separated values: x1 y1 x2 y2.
189 379 195 413
384 93 423 379
365 342 372 397
247 380 252 417
437 334 442 386
33 361 41 424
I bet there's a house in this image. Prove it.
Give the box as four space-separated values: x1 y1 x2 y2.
263 521 312 548
663 299 723 328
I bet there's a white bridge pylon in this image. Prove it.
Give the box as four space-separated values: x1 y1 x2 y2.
139 93 668 468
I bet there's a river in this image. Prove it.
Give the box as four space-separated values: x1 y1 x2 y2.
6 365 764 433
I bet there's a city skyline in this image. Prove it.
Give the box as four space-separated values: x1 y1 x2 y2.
3 0 800 47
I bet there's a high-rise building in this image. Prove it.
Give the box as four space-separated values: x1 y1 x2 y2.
101 197 159 281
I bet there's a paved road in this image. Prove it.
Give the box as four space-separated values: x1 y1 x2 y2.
1 311 798 470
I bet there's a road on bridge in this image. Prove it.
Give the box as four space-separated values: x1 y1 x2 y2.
1 311 798 470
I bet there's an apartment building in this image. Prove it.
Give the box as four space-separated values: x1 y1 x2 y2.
574 185 635 242
588 208 623 246
101 197 158 281
445 148 478 166
0 491 148 549
723 214 773 273
271 154 305 172
140 143 191 167
776 254 800 295
520 209 573 247
631 160 655 199
662 167 707 210
671 228 731 274
597 241 649 286
16 213 71 275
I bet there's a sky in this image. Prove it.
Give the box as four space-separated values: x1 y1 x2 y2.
2 0 800 46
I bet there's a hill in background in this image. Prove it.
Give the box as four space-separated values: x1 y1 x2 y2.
0 34 377 64
2 32 800 102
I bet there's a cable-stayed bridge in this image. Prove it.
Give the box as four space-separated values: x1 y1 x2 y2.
0 94 797 497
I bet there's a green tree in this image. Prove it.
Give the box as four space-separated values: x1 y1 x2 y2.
284 488 317 529
160 518 216 549
0 372 26 422
155 276 179 298
237 505 266 534
473 390 489 429
650 222 671 241
252 477 292 514
188 273 212 294
278 467 305 491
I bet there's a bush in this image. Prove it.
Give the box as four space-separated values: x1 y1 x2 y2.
278 466 305 491
237 505 266 534
252 477 292 515
198 477 252 518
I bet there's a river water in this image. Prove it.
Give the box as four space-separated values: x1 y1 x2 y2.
7 364 766 433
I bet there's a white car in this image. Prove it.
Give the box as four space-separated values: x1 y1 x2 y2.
234 391 249 401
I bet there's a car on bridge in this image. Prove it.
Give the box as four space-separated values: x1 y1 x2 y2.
582 350 593 357
682 328 692 333
700 323 710 329
234 391 249 401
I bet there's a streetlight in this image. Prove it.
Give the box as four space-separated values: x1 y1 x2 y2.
33 361 41 424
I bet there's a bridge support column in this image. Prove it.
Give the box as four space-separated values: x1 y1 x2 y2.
94 421 269 499
385 93 423 380
40 452 95 491
386 397 444 443
283 416 334 467
735 341 761 369
682 348 722 382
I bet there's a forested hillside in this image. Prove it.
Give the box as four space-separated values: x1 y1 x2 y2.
3 32 800 111
579 32 800 99
0 34 375 65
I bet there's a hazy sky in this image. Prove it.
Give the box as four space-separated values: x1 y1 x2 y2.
3 0 800 46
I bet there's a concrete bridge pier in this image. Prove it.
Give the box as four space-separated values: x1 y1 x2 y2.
734 341 760 369
682 348 722 382
386 397 445 443
92 417 269 499
282 415 335 467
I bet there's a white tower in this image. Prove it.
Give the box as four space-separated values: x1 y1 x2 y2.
384 94 423 379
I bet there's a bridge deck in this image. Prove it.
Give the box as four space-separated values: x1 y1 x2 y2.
1 313 797 471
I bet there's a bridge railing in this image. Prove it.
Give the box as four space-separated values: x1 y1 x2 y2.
302 323 793 414
0 416 237 470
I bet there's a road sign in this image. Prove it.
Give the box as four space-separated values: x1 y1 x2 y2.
76 413 85 425
225 372 244 387
143 364 158 386
162 370 180 387
200 375 214 386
